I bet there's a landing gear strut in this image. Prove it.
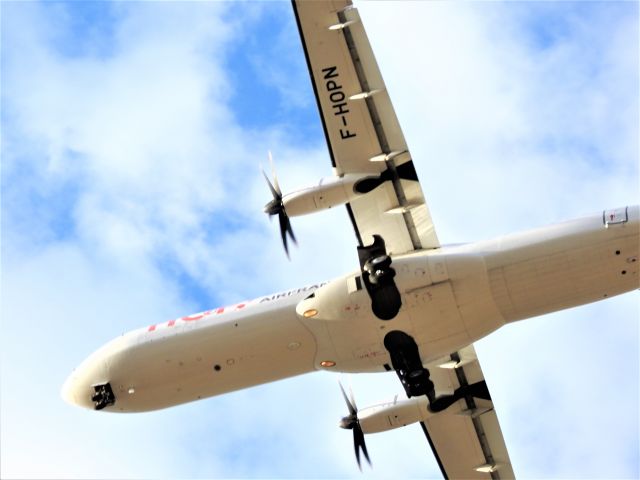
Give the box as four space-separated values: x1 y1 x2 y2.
357 235 401 320
384 330 436 402
384 330 493 413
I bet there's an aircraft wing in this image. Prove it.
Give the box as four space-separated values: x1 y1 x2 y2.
292 0 439 254
422 345 515 479
293 3 514 475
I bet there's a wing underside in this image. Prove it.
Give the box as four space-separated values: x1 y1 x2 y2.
422 345 515 479
292 0 439 254
292 2 514 477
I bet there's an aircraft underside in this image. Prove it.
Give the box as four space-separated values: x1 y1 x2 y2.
64 206 638 414
60 0 638 476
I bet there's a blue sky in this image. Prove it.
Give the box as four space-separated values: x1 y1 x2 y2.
1 1 638 478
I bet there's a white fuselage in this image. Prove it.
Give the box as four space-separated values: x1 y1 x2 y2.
62 206 639 412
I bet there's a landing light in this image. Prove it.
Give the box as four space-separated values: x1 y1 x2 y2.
303 309 318 318
128 387 135 394
320 360 336 368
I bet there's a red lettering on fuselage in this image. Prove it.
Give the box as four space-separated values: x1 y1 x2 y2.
146 302 249 333
143 285 322 334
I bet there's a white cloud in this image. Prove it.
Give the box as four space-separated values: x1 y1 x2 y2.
2 1 637 479
358 2 638 477
358 1 638 239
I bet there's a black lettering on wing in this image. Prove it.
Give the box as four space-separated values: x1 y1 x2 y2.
321 65 357 140
322 66 338 79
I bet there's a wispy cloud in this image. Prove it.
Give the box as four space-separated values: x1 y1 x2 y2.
1 1 637 479
358 2 638 477
359 1 637 238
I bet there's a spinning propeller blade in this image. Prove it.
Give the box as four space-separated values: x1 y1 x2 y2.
261 152 296 257
268 150 281 195
262 168 280 201
338 381 371 470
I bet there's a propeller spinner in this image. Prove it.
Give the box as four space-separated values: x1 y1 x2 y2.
339 381 371 470
262 152 297 258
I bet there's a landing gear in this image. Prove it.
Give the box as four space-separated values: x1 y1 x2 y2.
383 330 435 402
358 235 401 320
91 383 116 410
384 330 493 413
364 254 393 285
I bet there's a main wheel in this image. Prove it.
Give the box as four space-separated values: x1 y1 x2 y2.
365 255 393 285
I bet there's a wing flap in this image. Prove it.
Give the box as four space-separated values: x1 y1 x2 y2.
422 345 516 479
342 6 409 160
292 0 439 253
349 184 414 252
424 412 489 479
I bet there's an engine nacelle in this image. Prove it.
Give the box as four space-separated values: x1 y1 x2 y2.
283 173 383 217
358 395 432 434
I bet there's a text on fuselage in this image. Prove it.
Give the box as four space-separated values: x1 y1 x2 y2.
146 284 324 333
146 302 248 332
322 66 356 140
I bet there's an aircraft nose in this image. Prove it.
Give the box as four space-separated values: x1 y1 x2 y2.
61 372 78 406
61 345 116 410
61 370 95 410
62 335 131 411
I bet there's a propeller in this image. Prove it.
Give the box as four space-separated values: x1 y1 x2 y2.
338 381 371 470
262 151 296 258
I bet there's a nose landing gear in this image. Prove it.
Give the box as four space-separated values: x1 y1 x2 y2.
91 383 116 410
358 235 401 320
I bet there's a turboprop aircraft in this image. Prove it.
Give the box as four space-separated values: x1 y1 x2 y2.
62 1 639 478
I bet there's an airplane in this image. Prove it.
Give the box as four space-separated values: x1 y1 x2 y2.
61 1 639 478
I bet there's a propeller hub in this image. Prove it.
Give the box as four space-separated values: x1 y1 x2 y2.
261 154 296 257
264 198 282 216
338 381 371 469
339 415 357 430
